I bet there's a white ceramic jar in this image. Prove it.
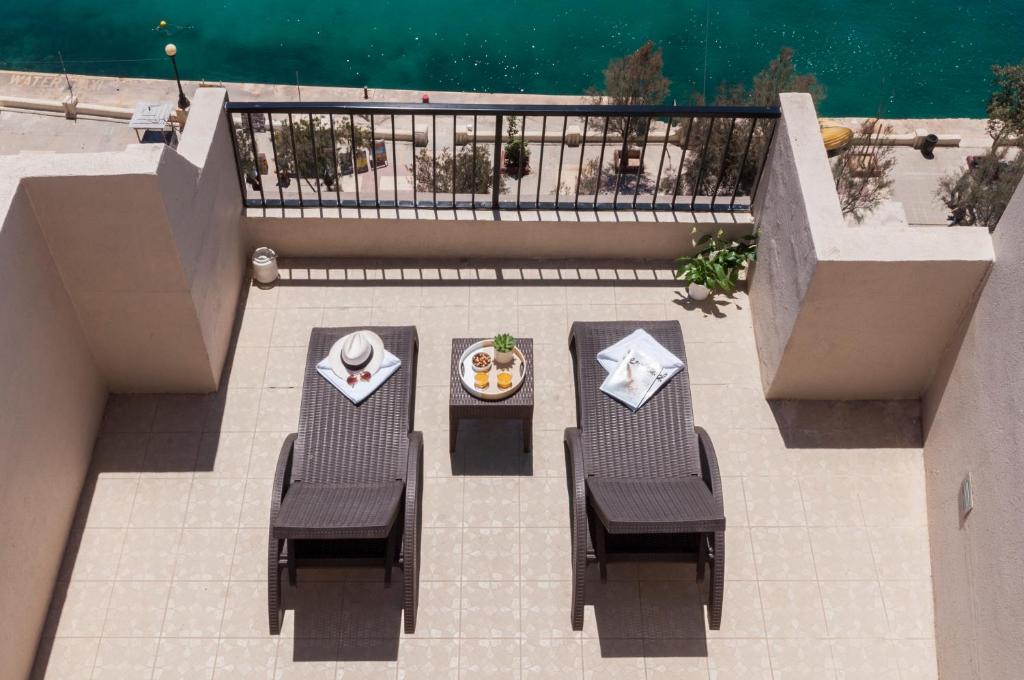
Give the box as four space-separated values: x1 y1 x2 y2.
252 247 278 285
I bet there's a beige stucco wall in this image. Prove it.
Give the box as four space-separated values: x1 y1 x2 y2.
921 178 1024 680
244 211 753 260
0 182 107 680
0 87 243 678
749 93 993 399
12 87 244 392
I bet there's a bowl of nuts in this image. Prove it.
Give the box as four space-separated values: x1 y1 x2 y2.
471 351 492 373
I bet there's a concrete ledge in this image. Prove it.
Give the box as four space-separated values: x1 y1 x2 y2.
245 209 753 259
0 94 134 120
750 93 994 400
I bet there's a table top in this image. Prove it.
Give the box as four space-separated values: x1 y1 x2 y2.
129 102 173 130
450 338 534 408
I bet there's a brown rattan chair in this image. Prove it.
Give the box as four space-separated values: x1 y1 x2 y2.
268 326 423 635
565 320 725 630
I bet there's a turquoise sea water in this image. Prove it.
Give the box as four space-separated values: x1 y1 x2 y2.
1 0 1020 117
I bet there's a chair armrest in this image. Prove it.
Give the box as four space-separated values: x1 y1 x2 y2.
696 426 724 512
270 433 297 525
564 427 587 516
405 431 424 510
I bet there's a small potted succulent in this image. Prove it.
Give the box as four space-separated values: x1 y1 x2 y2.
493 333 516 366
674 229 757 301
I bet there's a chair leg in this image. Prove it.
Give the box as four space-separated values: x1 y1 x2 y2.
707 530 725 630
287 539 297 586
697 533 707 582
385 523 398 586
592 515 608 582
268 537 283 635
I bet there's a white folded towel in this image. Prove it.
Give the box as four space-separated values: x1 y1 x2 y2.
316 350 402 405
597 329 684 409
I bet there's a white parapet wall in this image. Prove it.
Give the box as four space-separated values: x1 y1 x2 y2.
749 93 993 400
0 88 243 680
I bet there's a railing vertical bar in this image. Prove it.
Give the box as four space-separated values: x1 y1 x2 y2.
241 113 265 213
432 115 438 207
670 117 694 209
391 113 399 207
452 114 457 208
411 114 418 207
689 118 716 211
650 116 673 209
750 117 778 208
573 115 589 210
515 115 526 210
535 115 547 207
730 117 757 209
287 113 304 215
491 114 503 209
593 116 610 210
611 115 631 207
632 114 654 209
472 114 478 207
348 113 361 207
267 114 285 209
307 113 324 217
710 117 736 209
225 112 247 205
369 115 379 207
328 113 342 209
555 116 568 207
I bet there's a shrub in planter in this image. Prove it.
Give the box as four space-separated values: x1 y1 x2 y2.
504 116 531 178
674 229 757 299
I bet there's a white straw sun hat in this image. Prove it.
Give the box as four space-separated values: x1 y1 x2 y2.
328 330 385 377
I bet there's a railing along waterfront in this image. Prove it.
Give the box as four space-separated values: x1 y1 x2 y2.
225 101 780 214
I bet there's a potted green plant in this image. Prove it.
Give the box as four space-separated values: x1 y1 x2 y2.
493 333 516 366
674 229 757 301
503 116 531 178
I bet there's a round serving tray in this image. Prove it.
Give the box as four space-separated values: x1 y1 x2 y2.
458 340 528 401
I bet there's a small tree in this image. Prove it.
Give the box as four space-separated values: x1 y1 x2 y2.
409 144 505 195
273 116 371 192
503 116 531 178
937 150 1024 229
687 48 825 199
232 115 257 177
831 119 897 221
986 61 1024 149
589 41 670 140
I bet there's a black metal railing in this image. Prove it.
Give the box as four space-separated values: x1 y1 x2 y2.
225 101 779 214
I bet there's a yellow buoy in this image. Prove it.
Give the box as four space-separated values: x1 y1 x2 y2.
158 20 167 28
820 125 854 153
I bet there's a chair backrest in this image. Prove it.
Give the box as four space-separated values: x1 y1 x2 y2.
295 326 418 484
569 320 699 479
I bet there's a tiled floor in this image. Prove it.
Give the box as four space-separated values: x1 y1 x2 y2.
34 261 936 680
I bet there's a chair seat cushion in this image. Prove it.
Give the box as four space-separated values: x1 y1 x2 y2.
273 481 404 540
587 476 725 534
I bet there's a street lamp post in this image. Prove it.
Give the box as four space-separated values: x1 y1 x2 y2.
164 44 190 110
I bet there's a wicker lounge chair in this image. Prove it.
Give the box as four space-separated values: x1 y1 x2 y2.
565 320 725 630
269 326 423 635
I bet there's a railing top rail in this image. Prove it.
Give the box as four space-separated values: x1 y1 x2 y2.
225 100 781 118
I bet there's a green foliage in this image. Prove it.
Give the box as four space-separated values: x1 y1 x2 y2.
986 60 1024 147
232 115 257 176
674 229 758 292
493 333 516 353
409 144 504 194
504 116 531 177
937 150 1024 229
687 48 824 198
273 115 371 189
588 41 670 140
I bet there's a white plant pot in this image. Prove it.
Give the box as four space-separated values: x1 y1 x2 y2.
493 349 514 366
252 247 278 285
688 282 711 301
